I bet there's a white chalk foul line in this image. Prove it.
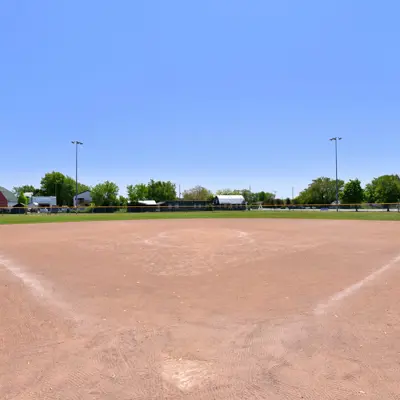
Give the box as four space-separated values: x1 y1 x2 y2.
314 252 400 315
0 255 82 322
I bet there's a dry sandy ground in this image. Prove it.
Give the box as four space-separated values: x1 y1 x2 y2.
0 219 400 399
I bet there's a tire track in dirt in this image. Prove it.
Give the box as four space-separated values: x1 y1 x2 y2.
198 317 311 399
0 253 165 399
6 325 167 400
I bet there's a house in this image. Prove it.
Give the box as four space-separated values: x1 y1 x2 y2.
0 186 17 208
73 190 92 207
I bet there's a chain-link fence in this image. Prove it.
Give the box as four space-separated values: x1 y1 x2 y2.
1 202 400 214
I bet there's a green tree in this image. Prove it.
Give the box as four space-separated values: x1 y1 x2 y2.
364 175 400 208
147 179 177 202
40 171 65 195
183 186 214 201
12 185 38 196
118 195 128 207
59 176 87 207
41 171 67 205
296 177 344 205
216 189 238 195
17 192 28 205
63 176 90 201
126 183 149 203
256 191 275 204
240 189 258 204
40 171 90 206
91 181 119 206
256 191 266 202
365 175 400 210
340 179 364 210
364 183 376 203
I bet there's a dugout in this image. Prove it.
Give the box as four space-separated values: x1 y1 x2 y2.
11 203 27 214
159 200 210 212
92 206 118 213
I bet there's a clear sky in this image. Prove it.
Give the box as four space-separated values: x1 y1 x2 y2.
1 1 399 198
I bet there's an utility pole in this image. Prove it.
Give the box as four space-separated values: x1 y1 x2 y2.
71 141 83 213
329 137 342 212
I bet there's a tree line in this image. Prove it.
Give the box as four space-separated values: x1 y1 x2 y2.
296 175 400 206
12 171 400 207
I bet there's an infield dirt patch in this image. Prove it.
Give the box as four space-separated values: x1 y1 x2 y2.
1 219 400 399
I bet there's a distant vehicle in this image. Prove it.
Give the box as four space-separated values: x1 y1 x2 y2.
39 208 49 213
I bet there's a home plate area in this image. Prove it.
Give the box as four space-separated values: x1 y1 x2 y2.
0 219 400 399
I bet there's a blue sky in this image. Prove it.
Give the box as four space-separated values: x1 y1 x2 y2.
1 1 399 198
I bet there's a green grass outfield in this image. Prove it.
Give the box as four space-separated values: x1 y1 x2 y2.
1 210 400 225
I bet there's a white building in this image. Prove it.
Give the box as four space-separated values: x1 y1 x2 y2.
73 190 92 207
213 195 246 205
28 196 57 208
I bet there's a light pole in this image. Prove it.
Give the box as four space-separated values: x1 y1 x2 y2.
329 137 342 212
71 141 83 212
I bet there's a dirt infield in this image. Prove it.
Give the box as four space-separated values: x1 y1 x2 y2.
1 219 400 399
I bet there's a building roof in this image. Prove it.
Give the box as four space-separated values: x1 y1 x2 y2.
31 196 56 201
0 186 17 202
215 194 245 204
138 200 157 206
74 190 91 197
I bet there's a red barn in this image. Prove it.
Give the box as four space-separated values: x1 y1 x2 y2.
0 186 17 209
0 191 7 208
